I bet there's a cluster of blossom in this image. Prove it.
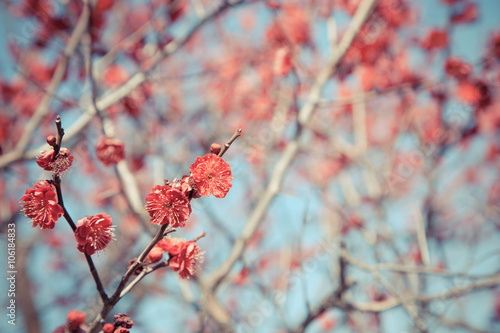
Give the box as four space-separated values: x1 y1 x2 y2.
20 180 63 229
143 146 233 279
75 213 115 255
22 133 233 280
148 237 205 279
21 140 116 256
145 151 233 227
23 128 234 333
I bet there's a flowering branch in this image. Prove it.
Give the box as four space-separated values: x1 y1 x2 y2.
87 225 175 333
49 116 109 304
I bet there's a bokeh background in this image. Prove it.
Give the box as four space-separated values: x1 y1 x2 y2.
1 0 500 332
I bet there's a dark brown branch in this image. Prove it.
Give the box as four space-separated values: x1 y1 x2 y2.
53 115 65 158
84 254 109 303
51 115 108 303
87 224 174 333
53 175 76 231
120 260 170 298
294 243 350 333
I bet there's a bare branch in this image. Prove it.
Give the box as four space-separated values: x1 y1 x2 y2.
340 249 428 332
218 128 242 158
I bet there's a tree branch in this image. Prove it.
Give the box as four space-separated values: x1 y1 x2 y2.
204 0 381 295
0 4 90 169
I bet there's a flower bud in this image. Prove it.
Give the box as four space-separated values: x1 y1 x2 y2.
103 323 115 333
148 247 164 263
46 135 57 147
210 143 221 155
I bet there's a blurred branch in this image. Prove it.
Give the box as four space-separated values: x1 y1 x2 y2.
96 21 152 72
347 272 500 312
205 0 380 292
84 7 157 235
340 248 428 332
0 4 90 169
4 0 247 166
434 314 490 333
18 240 40 333
415 207 431 266
201 0 380 326
294 243 349 333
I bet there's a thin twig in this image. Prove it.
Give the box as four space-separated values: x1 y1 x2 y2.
87 224 171 333
340 249 428 332
345 272 500 313
53 115 65 158
51 116 109 303
53 175 76 231
192 231 207 242
120 261 170 298
415 207 431 266
218 128 242 158
294 243 349 333
84 254 109 303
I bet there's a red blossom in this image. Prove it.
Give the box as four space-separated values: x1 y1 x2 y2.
162 238 204 279
156 237 184 253
96 137 125 166
168 175 201 199
21 182 63 229
490 32 500 59
75 213 115 255
148 246 164 263
210 143 222 155
189 154 233 198
103 323 115 333
36 147 74 174
95 0 115 13
67 310 86 330
421 29 449 51
444 56 471 80
145 185 192 227
104 64 129 87
273 47 293 76
456 80 491 108
451 4 478 25
281 4 310 45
